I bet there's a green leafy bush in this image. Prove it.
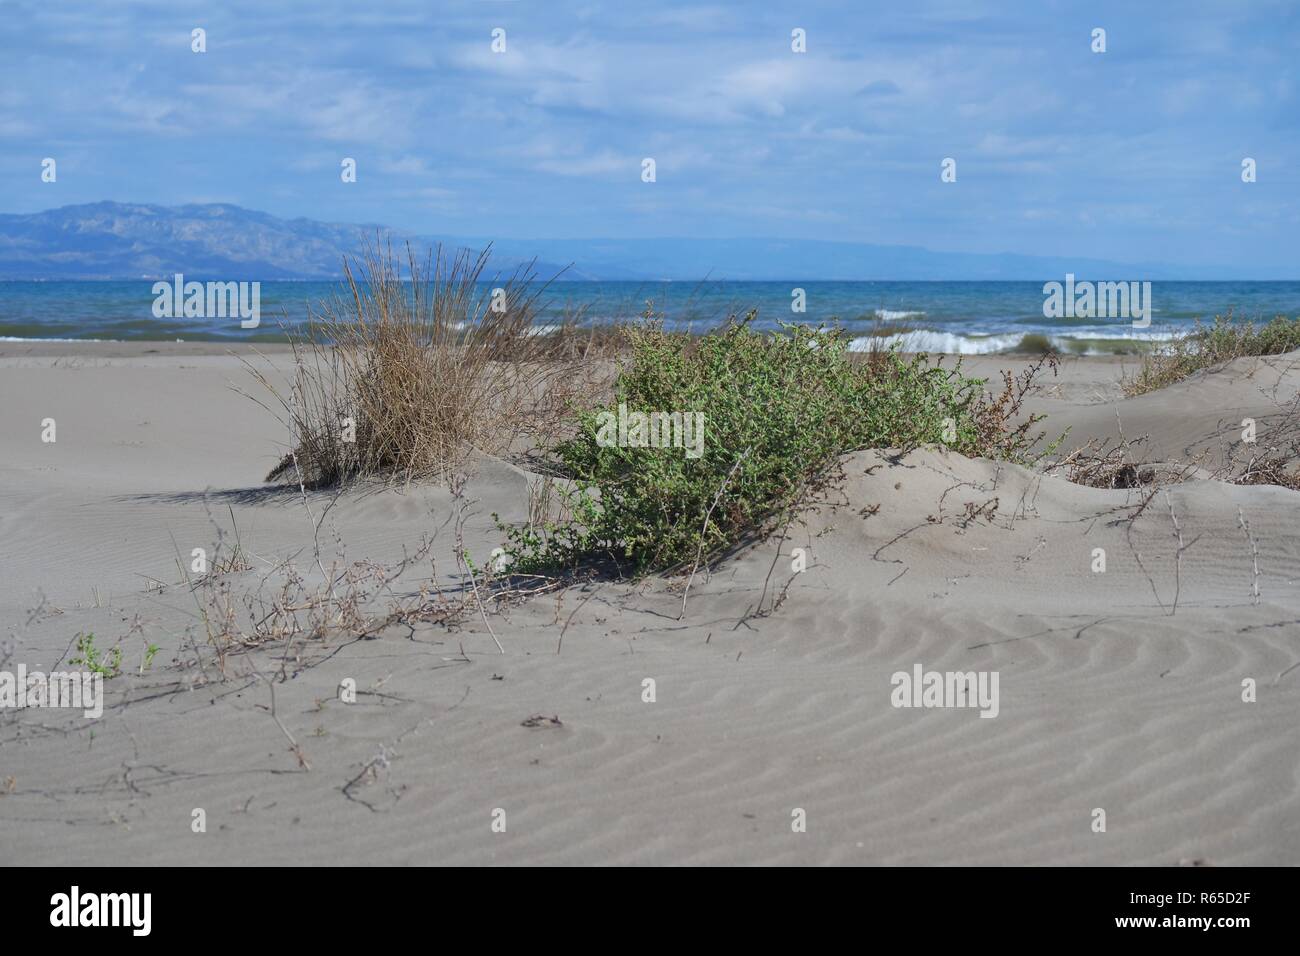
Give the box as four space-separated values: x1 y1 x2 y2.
498 317 1052 576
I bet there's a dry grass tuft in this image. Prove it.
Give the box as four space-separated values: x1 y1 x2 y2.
247 239 600 488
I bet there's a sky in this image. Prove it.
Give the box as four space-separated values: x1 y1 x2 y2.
2 0 1298 272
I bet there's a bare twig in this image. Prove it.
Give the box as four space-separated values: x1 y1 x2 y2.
679 449 750 619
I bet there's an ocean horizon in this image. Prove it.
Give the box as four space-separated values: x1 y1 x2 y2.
4 279 1299 354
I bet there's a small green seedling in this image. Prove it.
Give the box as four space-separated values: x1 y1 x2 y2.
70 633 123 678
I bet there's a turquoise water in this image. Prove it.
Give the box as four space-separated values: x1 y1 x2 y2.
3 280 1298 354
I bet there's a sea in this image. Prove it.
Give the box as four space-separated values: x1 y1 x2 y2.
3 280 1298 354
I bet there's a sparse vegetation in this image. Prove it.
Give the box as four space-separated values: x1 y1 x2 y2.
209 548 252 576
1124 312 1300 396
1229 447 1300 491
1048 433 1198 490
1048 397 1300 495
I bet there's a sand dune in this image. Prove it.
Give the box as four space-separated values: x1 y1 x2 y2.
1 344 1297 865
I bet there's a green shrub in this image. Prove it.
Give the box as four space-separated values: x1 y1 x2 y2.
497 316 1052 576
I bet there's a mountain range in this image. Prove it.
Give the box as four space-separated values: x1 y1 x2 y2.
0 201 1253 282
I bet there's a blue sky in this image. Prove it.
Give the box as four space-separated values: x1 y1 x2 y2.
2 0 1298 271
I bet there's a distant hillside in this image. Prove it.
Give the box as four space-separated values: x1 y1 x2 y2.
0 201 1233 281
0 202 578 281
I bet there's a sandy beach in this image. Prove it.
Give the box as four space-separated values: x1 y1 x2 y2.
1 341 1297 866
